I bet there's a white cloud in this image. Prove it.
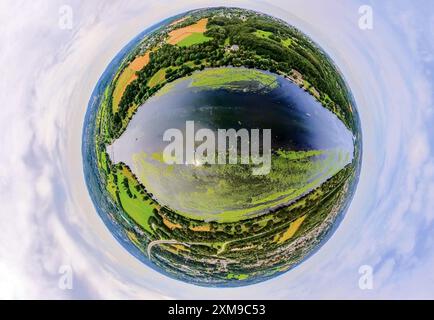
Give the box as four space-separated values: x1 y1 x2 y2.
1 0 433 299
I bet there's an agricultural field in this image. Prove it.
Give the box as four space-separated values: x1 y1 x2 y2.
111 52 150 113
167 18 210 45
254 29 274 39
147 68 167 88
177 32 212 47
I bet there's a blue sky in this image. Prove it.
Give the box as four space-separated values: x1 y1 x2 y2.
0 0 433 299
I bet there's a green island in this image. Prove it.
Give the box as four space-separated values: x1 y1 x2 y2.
91 7 361 286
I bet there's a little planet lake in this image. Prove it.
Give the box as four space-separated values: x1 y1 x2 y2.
83 7 362 286
108 67 354 222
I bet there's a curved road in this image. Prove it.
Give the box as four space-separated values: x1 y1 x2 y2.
147 239 191 257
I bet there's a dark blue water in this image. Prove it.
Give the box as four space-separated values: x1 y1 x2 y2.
109 69 354 163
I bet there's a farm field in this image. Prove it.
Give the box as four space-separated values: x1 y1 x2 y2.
167 18 209 45
112 52 150 113
177 32 212 47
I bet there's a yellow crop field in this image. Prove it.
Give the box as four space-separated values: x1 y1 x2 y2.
167 18 208 45
112 52 150 113
189 224 211 232
277 215 307 244
163 217 182 230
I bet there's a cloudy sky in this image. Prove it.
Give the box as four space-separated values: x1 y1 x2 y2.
1 0 433 299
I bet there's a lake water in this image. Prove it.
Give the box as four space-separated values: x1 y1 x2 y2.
109 70 353 162
107 68 354 218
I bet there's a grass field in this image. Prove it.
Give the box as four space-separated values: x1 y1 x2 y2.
227 273 249 280
255 30 294 48
282 38 293 47
148 68 167 87
254 30 274 39
116 166 155 233
177 32 212 47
